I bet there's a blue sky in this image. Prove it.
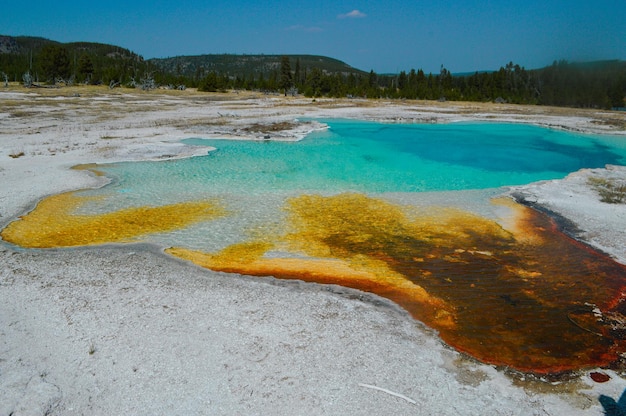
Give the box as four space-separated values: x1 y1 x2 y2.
2 0 624 73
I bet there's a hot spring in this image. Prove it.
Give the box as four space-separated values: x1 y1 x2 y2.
4 120 626 374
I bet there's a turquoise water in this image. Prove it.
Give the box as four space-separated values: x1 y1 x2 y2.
77 120 626 249
94 120 626 197
63 120 626 373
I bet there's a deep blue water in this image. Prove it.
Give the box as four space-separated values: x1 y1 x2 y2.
100 120 625 197
74 120 626 250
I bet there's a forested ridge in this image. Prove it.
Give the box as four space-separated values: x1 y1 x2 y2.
1 35 624 109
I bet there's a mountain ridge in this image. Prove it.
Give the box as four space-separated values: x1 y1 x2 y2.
147 53 368 79
0 35 367 81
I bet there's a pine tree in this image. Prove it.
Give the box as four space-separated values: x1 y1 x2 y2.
40 45 71 82
77 54 94 83
294 58 301 88
279 56 293 96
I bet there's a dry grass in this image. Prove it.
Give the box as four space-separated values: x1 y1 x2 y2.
2 83 625 134
243 121 297 133
8 110 39 118
588 176 626 204
8 150 25 158
591 118 626 130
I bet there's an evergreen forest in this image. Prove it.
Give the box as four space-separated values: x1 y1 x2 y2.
1 35 625 110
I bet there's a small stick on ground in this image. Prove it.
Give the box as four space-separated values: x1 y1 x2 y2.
358 383 417 404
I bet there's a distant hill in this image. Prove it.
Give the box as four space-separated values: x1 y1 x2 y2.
0 35 56 54
147 54 367 79
0 35 145 83
0 35 366 85
0 35 143 61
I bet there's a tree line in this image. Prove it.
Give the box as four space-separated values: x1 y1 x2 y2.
181 57 626 109
2 41 624 109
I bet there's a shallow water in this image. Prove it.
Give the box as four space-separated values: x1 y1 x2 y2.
4 120 626 374
72 121 626 250
94 120 626 199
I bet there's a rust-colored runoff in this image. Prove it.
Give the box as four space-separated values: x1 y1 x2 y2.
170 193 626 374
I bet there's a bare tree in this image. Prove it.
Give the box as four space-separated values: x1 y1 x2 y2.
1 71 8 87
140 72 156 91
54 75 74 86
22 71 33 87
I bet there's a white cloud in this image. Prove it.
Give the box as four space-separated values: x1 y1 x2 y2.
286 25 323 33
338 9 367 19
